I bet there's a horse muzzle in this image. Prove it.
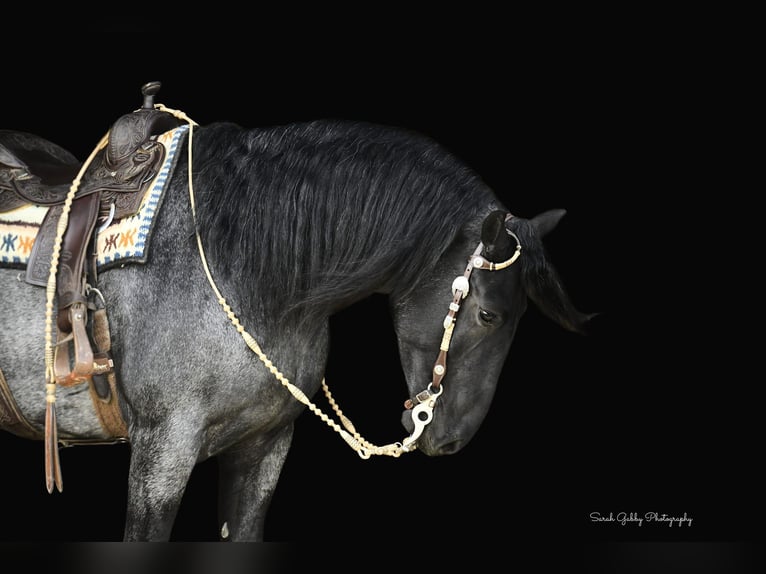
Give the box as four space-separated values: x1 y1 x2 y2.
400 408 467 456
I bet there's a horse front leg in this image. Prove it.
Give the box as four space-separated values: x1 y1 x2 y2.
216 424 294 542
123 422 200 541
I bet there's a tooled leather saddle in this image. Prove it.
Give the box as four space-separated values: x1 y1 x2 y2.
0 82 180 440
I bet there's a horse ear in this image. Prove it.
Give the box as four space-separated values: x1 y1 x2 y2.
512 208 595 334
528 208 567 238
481 210 513 261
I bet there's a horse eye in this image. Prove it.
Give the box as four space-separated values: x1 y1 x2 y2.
479 308 497 324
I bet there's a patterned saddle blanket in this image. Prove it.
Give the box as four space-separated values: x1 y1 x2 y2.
0 124 188 273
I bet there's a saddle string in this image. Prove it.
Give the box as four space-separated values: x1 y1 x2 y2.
158 104 405 459
43 133 110 493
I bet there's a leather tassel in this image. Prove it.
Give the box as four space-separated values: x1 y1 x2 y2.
44 384 63 493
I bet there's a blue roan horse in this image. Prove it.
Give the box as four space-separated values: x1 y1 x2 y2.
0 98 591 541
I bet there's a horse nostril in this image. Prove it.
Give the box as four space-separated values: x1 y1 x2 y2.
436 439 463 455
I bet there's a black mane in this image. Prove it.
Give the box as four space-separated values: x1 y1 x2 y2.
192 120 496 326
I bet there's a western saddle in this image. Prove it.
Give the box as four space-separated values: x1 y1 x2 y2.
0 82 181 444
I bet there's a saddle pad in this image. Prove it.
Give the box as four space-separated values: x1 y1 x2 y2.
0 125 188 271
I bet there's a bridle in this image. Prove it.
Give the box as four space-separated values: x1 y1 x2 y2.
400 213 522 450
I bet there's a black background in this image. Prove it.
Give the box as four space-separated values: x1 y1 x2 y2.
0 9 760 572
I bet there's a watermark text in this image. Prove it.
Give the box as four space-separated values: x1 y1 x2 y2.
589 511 693 527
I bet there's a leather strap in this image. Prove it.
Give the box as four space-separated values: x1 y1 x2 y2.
52 191 102 387
56 192 101 332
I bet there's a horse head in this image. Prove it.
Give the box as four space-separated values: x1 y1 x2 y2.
391 207 592 456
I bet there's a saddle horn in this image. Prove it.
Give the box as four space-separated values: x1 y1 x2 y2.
141 81 162 110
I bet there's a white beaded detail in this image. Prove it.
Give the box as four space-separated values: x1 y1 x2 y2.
434 365 445 375
443 315 453 329
449 302 460 312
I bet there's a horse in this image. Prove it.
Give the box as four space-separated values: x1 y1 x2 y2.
0 88 592 542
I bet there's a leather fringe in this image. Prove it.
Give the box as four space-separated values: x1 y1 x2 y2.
44 396 63 493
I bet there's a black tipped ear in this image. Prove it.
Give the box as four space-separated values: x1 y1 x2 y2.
481 210 507 244
481 210 513 261
530 209 567 238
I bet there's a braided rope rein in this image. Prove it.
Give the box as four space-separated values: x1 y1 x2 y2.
43 133 110 492
158 104 407 459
